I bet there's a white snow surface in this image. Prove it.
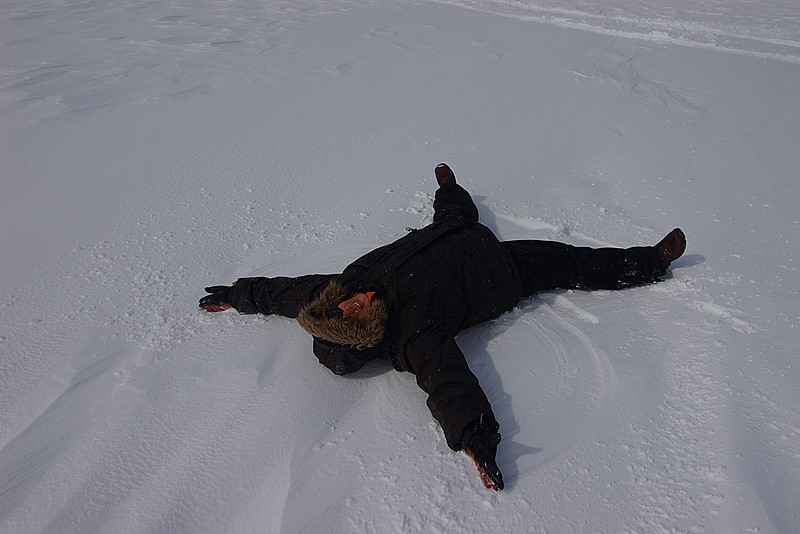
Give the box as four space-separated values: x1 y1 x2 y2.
2 0 799 532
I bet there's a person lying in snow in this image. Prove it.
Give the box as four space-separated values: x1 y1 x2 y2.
199 163 686 491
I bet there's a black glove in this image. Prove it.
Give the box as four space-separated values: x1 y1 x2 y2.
463 425 504 491
199 285 232 312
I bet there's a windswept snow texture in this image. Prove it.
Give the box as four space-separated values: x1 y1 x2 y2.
2 1 799 533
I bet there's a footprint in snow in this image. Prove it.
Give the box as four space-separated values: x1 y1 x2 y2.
689 300 757 334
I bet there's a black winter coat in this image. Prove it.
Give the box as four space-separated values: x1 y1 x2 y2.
228 188 522 450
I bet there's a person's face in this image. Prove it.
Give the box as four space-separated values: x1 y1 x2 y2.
337 292 374 322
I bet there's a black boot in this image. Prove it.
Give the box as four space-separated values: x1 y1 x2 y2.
655 228 686 267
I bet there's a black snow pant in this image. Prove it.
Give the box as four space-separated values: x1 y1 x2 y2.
433 181 666 296
502 240 667 297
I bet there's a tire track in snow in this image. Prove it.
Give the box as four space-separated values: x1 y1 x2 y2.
430 0 800 64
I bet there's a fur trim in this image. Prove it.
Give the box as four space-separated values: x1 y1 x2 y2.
297 281 388 350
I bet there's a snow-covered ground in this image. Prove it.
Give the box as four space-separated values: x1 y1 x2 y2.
2 0 799 532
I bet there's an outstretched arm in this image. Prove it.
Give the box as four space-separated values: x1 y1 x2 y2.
200 274 335 318
405 324 504 490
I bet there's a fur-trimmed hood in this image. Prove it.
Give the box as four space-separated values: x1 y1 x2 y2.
297 281 388 350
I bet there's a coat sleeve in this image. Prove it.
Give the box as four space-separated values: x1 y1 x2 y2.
227 274 335 318
404 323 500 450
